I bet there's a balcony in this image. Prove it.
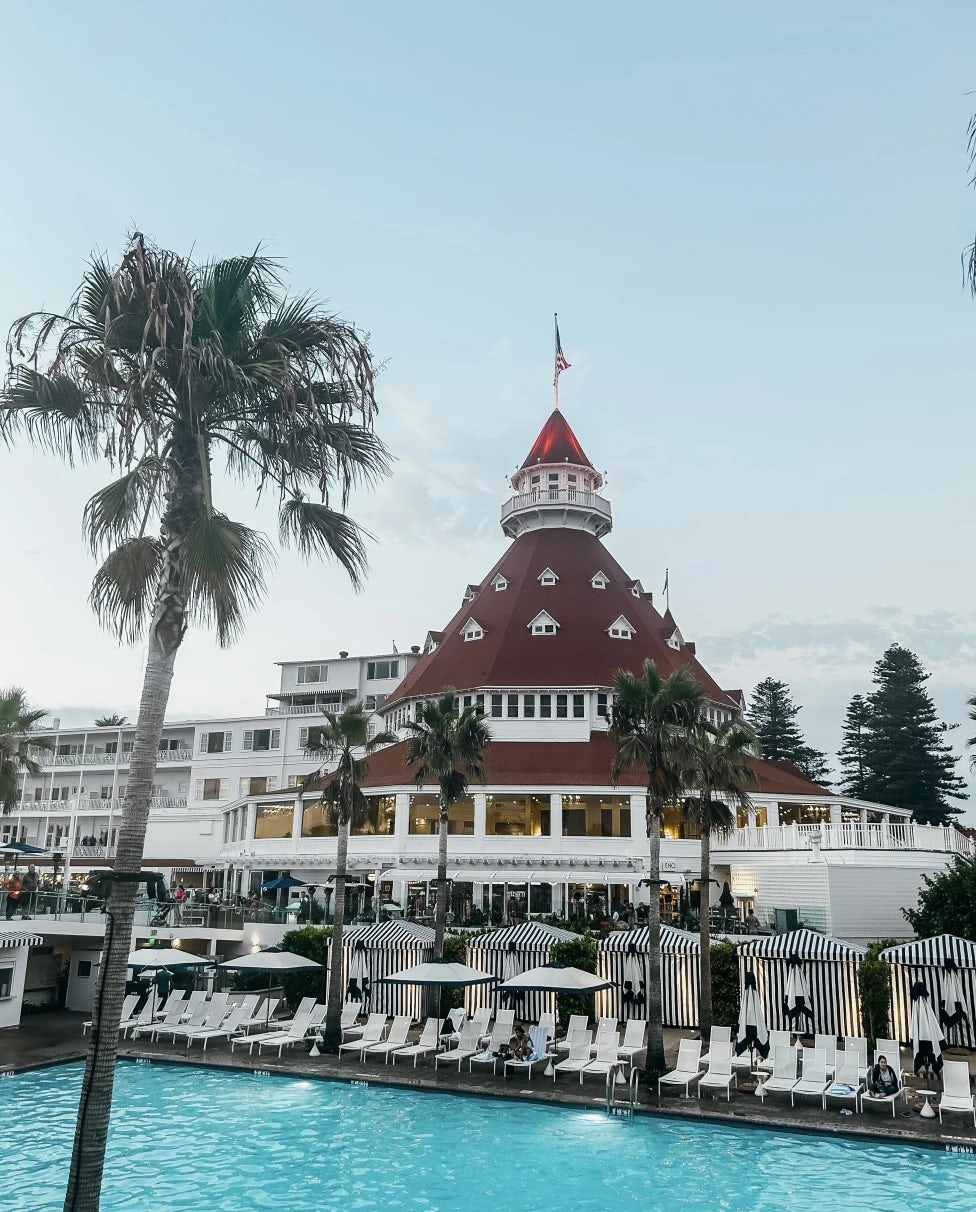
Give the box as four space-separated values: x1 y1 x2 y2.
500 486 613 539
717 822 976 856
42 747 193 767
13 796 188 815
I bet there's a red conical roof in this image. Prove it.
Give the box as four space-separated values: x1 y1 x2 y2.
520 409 595 470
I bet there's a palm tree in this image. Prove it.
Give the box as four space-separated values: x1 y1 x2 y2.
0 688 52 813
609 660 705 1073
1 235 388 1212
303 704 395 1052
966 694 976 771
684 719 758 1036
94 715 127 727
404 691 491 954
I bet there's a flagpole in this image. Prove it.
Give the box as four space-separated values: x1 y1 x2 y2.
553 312 559 411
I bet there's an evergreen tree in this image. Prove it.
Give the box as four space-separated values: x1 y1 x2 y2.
748 677 830 784
860 645 967 825
837 694 871 798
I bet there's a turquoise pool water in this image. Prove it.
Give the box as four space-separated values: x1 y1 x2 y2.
3 1062 975 1211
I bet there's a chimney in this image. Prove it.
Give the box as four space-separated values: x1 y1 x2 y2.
410 645 420 654
339 651 348 659
52 717 61 730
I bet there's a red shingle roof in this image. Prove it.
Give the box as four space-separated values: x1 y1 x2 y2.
388 526 738 709
520 409 595 470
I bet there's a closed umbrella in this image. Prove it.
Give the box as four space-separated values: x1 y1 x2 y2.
938 958 969 1043
346 939 370 1008
783 955 815 1034
620 942 647 1015
910 981 945 1077
735 970 770 1074
499 943 525 1012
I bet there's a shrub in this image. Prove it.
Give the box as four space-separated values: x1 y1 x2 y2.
859 940 895 1046
550 934 598 1028
709 942 740 1029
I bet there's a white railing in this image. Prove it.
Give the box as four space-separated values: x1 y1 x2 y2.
500 487 612 519
44 748 192 767
13 796 188 815
720 822 975 856
265 704 328 717
157 749 193 763
70 844 116 861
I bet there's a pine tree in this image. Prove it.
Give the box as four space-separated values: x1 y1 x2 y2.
748 677 830 784
860 645 967 825
837 694 871 798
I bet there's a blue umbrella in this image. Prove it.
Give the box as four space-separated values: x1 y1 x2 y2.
1 841 47 855
260 874 307 891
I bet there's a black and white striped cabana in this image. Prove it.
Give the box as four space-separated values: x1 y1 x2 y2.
880 935 976 1050
338 920 435 1021
0 932 43 949
737 929 865 1038
465 921 576 1022
595 926 701 1027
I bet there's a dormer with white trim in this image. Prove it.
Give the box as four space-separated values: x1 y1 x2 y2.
590 571 608 590
607 615 635 639
537 568 559 587
625 579 643 599
462 584 479 604
461 618 485 642
528 610 560 636
424 630 443 654
492 573 509 592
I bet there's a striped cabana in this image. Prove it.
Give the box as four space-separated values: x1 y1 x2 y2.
737 929 866 1038
338 920 435 1021
880 935 976 1050
596 926 702 1028
465 921 577 1022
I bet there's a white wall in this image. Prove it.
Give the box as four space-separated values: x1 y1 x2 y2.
65 948 101 1012
0 945 30 1029
826 865 927 945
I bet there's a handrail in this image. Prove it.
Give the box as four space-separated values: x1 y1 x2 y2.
605 1063 638 1116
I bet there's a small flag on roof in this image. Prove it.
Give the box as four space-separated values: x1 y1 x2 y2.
554 314 570 387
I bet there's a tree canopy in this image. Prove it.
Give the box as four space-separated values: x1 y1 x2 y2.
837 693 871 798
748 677 830 784
903 856 976 939
0 688 51 813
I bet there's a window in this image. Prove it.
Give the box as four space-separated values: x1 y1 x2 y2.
105 741 118 755
461 619 484 642
507 694 519 718
486 793 550 837
352 794 396 836
254 803 293 840
366 659 400 680
539 694 552 719
529 611 559 635
590 572 608 589
492 574 508 591
463 694 472 708
297 664 326 684
100 786 111 799
196 778 229 801
200 731 232 754
239 776 277 796
597 693 609 717
537 568 558 586
556 694 568 718
298 726 310 749
531 475 540 485
490 694 503 718
475 693 485 714
561 793 631 838
548 473 558 482
523 694 536 718
409 793 475 836
573 694 585 718
0 966 12 1000
243 728 280 752
607 615 635 639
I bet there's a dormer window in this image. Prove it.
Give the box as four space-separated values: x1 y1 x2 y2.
608 615 635 640
462 584 478 603
591 571 608 590
537 568 559 586
528 610 560 636
461 617 484 642
492 574 509 592
667 635 680 650
626 579 643 599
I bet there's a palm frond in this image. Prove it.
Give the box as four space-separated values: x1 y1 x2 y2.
278 496 370 590
1 367 101 464
182 513 273 647
89 536 163 642
83 457 163 552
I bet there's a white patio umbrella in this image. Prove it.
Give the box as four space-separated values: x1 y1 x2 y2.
217 947 324 1029
498 962 615 1076
127 947 211 1016
910 981 945 1077
379 959 497 987
783 956 815 1035
735 970 769 1086
938 959 970 1044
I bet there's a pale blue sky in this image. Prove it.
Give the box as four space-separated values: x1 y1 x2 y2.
1 2 974 809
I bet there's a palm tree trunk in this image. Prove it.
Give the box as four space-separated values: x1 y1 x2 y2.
433 790 449 955
644 795 666 1074
63 428 200 1212
321 812 349 1052
698 814 713 1037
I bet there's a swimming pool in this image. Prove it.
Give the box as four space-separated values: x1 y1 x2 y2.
4 1062 974 1211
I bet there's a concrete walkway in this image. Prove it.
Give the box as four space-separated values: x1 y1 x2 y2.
5 1013 975 1151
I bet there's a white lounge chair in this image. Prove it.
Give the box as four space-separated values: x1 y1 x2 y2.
617 1020 647 1068
239 997 280 1034
435 1020 486 1071
391 1018 442 1068
184 1003 250 1051
938 1060 976 1128
234 1005 318 1055
699 1025 732 1067
361 1016 412 1063
823 1053 863 1113
334 1011 385 1058
590 1017 618 1055
469 1010 516 1074
258 1004 327 1057
503 1026 554 1081
698 1042 737 1101
88 994 138 1037
583 1039 623 1086
758 1030 795 1072
556 1015 588 1052
537 1013 556 1039
870 1039 903 1079
757 1046 799 1101
119 1000 156 1038
166 994 230 1043
552 1033 593 1082
439 1007 466 1041
658 1039 703 1099
136 992 188 1041
791 1047 831 1107
843 1036 869 1081
814 1034 837 1077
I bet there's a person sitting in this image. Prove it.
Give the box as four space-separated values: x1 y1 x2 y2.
867 1055 899 1099
496 1024 530 1061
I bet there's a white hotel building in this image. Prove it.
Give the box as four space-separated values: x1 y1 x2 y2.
7 407 974 951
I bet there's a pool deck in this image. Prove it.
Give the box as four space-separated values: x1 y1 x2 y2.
5 1013 976 1153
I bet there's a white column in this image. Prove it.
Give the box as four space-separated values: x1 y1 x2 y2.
549 793 562 840
290 795 303 854
473 792 487 839
393 792 410 846
859 808 868 825
829 802 841 825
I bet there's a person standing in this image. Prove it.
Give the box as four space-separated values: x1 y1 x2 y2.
4 875 22 920
20 865 39 919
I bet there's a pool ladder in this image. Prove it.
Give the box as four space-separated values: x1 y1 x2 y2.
606 1066 639 1117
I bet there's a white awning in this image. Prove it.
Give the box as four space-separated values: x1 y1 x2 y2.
0 932 43 949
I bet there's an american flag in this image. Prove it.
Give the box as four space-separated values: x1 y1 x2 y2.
554 316 570 386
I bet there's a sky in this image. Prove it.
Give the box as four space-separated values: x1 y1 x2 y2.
0 2 974 813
